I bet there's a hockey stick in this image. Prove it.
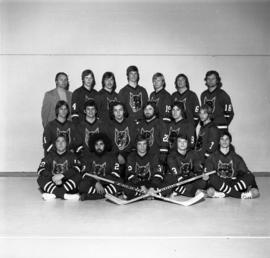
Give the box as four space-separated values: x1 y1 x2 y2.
150 192 205 206
88 171 216 205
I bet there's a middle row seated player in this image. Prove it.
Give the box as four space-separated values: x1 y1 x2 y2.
43 99 220 170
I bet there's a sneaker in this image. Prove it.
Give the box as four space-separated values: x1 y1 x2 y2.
64 193 80 201
169 192 178 198
42 193 56 201
241 188 260 199
207 187 226 198
195 189 208 198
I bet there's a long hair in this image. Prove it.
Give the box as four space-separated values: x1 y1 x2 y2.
88 133 112 152
55 100 70 118
152 72 166 88
171 101 187 119
81 69 96 88
102 71 117 92
109 101 129 120
174 73 190 90
143 101 159 118
204 70 222 88
126 65 140 82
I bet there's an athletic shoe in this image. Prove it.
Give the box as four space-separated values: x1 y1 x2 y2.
241 188 260 199
207 187 226 198
195 189 208 198
169 192 178 198
42 193 56 201
64 193 80 201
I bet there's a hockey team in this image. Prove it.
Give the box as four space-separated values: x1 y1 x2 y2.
38 66 260 203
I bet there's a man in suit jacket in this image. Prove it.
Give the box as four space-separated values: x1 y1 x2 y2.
41 72 72 128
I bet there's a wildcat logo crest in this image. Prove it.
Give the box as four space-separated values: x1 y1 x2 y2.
180 160 193 176
217 160 234 178
56 128 71 144
115 127 130 150
52 160 68 175
204 97 216 113
168 127 180 147
85 128 99 146
92 161 106 176
135 162 151 181
106 97 118 110
141 128 154 147
178 98 187 110
150 97 159 106
129 92 142 112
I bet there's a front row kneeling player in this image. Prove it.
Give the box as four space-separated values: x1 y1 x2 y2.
164 133 207 197
37 134 82 201
204 131 260 199
125 134 164 200
79 133 122 200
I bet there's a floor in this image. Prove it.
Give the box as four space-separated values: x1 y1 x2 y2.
1 177 269 258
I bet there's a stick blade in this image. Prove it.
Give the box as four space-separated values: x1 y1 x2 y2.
105 193 127 205
152 192 205 206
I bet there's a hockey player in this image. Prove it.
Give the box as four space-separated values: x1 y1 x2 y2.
76 100 105 156
105 101 137 169
204 131 259 199
71 69 98 123
195 104 220 163
37 134 81 201
125 134 164 200
96 71 119 121
43 100 77 156
118 65 148 123
165 101 196 150
171 74 200 127
149 72 172 122
165 134 206 197
137 101 168 164
200 70 234 131
79 133 122 200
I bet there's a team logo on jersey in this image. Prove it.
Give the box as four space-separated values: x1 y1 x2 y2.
141 128 154 147
168 127 181 147
52 160 68 175
56 128 71 144
217 160 234 178
129 92 142 113
115 127 130 151
177 98 187 110
85 128 99 147
92 161 106 176
135 162 151 181
106 97 118 110
150 97 159 106
180 160 192 176
204 97 216 113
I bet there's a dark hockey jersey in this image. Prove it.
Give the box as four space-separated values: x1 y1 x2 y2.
137 117 169 158
76 118 106 154
165 119 196 150
43 119 78 154
205 147 250 179
37 150 81 178
149 89 172 122
195 121 220 160
71 86 98 123
200 87 234 130
81 152 121 180
171 90 200 127
118 84 148 122
126 151 163 187
96 89 118 120
167 149 203 179
104 118 137 158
